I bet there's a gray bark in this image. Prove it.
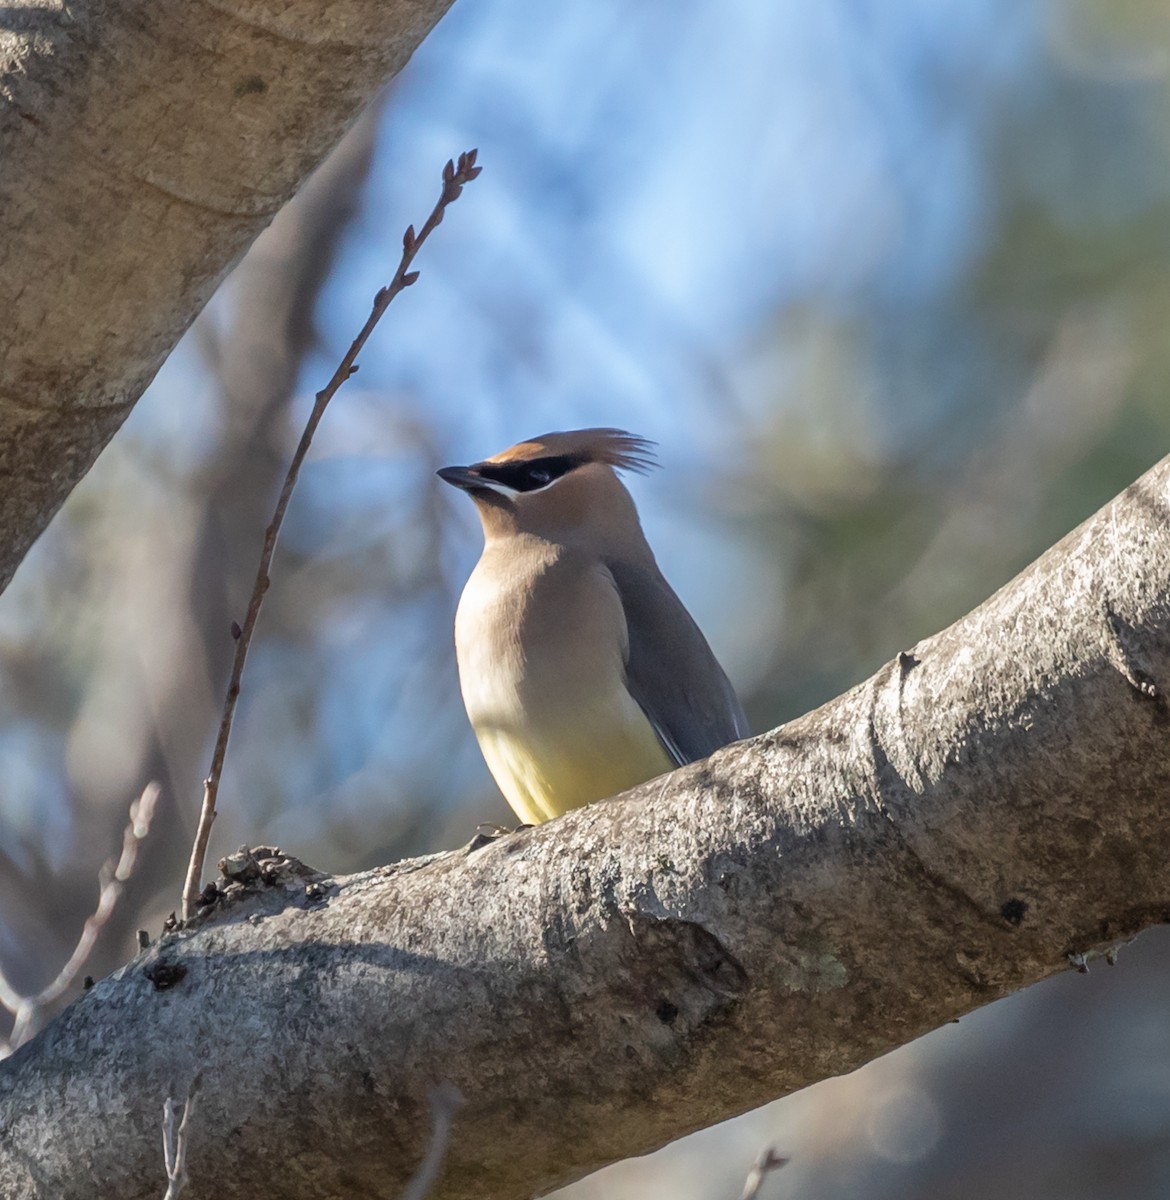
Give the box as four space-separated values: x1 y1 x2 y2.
0 455 1167 1198
0 0 452 591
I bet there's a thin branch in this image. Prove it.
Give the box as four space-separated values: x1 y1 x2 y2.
162 1077 200 1200
0 963 23 1018
35 784 160 1009
400 1082 465 1200
0 783 160 1055
739 1147 789 1200
180 150 483 921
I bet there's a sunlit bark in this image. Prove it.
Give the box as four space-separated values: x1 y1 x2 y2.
1 456 1167 1199
0 0 452 590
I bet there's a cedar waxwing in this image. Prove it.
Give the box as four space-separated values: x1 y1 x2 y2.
438 428 749 825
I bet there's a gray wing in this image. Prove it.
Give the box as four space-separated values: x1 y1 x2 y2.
606 559 750 767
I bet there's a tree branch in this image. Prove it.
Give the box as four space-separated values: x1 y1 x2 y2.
740 1148 788 1200
161 1079 199 1200
401 1083 465 1200
0 784 159 1054
0 456 1167 1199
0 0 455 594
181 149 481 921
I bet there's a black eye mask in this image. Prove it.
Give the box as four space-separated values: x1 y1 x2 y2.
474 455 584 493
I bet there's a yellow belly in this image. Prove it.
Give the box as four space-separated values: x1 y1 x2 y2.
474 704 674 824
456 543 674 824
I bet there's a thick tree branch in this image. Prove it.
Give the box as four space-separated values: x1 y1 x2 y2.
0 456 1168 1199
0 0 454 592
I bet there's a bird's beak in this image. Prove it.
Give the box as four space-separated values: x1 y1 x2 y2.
436 465 484 491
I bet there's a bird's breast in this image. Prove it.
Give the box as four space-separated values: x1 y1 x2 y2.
455 543 624 724
453 543 672 821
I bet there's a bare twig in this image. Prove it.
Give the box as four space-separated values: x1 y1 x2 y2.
740 1146 789 1200
180 150 483 921
162 1076 200 1199
400 1082 465 1200
0 782 160 1055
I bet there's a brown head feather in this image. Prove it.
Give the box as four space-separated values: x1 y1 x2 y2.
485 428 657 474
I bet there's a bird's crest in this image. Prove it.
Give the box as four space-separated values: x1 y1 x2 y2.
486 429 657 475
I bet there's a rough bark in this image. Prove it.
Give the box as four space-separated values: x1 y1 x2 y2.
0 455 1167 1198
0 0 452 591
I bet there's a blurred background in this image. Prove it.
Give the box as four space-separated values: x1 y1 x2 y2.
3 0 1170 1194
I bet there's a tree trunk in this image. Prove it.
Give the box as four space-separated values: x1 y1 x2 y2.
0 455 1167 1199
0 0 452 590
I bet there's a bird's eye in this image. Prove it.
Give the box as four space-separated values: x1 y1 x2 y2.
474 455 579 493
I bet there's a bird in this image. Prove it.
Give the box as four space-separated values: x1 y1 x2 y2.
438 428 749 825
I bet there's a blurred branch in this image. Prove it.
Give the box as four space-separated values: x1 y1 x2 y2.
740 1148 788 1200
0 783 159 1055
0 0 455 595
180 150 482 921
161 1079 199 1200
0 55 395 1039
1 455 1168 1197
401 1083 465 1200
